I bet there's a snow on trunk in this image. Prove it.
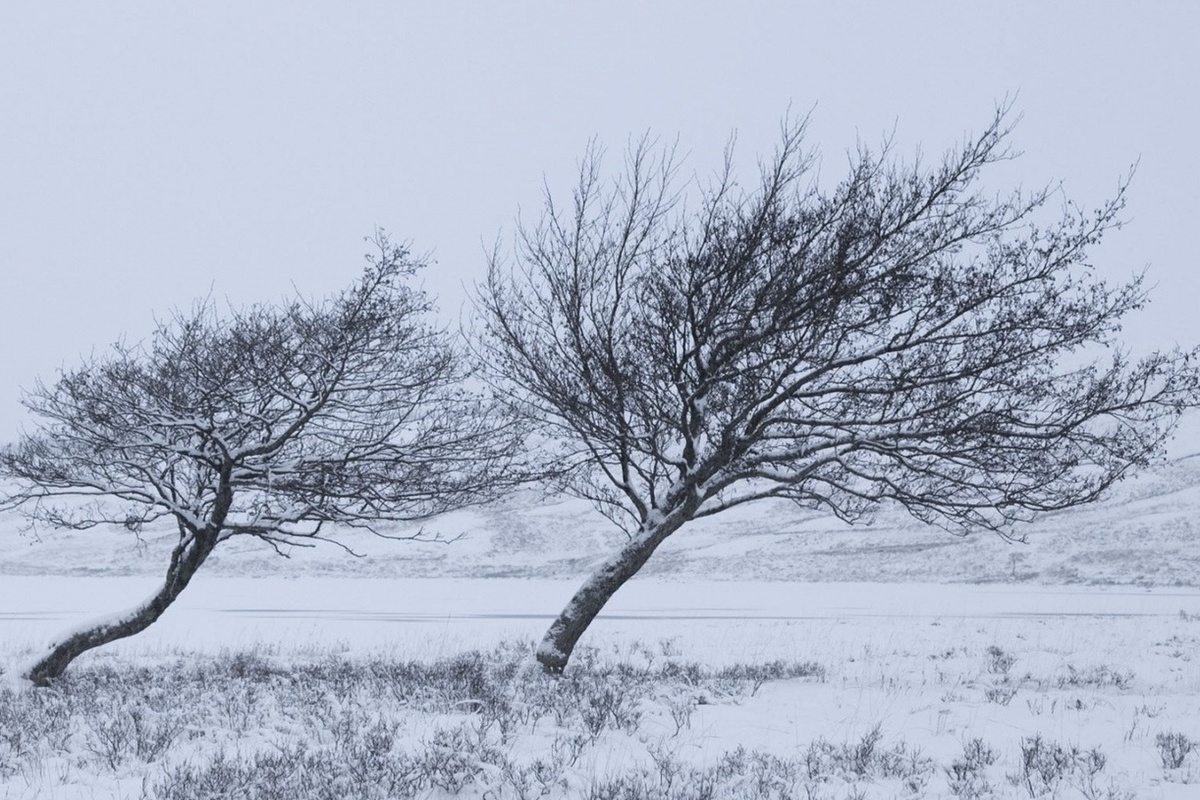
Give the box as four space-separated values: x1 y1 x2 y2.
536 512 687 674
22 535 216 687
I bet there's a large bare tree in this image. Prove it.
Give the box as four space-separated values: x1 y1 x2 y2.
477 108 1200 674
2 238 522 685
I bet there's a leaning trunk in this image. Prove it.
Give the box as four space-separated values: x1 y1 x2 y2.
536 513 687 674
23 532 217 686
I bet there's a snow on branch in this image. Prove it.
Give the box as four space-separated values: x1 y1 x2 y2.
1 235 531 547
477 104 1200 536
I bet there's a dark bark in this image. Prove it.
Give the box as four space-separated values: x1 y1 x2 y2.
24 531 217 687
536 512 686 674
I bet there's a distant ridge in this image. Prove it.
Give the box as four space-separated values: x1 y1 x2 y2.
4 433 1199 587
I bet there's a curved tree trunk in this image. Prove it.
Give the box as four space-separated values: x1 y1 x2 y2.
536 513 687 674
24 532 218 686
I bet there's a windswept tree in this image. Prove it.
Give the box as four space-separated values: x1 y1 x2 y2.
2 238 523 685
478 108 1200 674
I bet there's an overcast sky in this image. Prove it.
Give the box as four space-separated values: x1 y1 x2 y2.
2 3 1197 441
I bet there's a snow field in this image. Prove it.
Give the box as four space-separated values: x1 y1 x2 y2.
3 579 1200 798
2 419 1198 798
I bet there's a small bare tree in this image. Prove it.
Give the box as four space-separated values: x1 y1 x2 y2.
477 108 1200 674
2 238 522 685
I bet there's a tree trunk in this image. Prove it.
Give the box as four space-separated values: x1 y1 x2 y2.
24 533 217 686
536 513 687 674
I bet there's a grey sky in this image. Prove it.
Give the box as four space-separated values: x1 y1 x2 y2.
2 3 1197 440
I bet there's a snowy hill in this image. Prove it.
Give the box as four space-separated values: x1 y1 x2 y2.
3 414 1199 586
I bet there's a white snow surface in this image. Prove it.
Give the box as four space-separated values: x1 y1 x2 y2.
3 577 1200 799
3 576 1200 660
2 418 1199 798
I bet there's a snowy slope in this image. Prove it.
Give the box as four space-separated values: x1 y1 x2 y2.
3 416 1199 586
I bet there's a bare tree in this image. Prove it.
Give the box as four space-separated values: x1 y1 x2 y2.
2 238 522 685
477 107 1200 674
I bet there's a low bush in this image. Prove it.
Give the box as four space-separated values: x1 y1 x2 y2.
1008 734 1108 799
1156 731 1197 770
945 738 996 799
2 642 832 798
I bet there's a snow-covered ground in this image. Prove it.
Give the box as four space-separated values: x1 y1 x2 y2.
2 418 1199 798
2 577 1200 798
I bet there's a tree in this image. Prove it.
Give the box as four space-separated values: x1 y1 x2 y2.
477 108 1200 674
2 238 522 685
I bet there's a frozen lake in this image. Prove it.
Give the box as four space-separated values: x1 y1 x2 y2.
5 576 1200 662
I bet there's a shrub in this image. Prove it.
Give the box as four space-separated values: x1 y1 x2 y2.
985 645 1016 676
1009 735 1107 799
945 738 997 799
1156 731 1197 770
